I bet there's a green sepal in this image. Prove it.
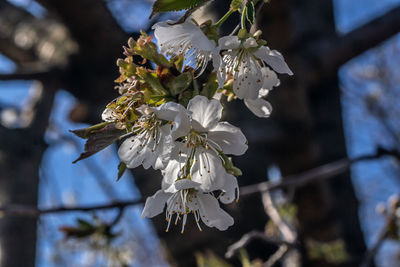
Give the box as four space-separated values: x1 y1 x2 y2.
117 162 127 181
230 0 243 10
126 34 171 67
200 72 218 99
172 54 185 72
167 72 193 96
70 122 110 139
136 67 169 96
219 152 243 176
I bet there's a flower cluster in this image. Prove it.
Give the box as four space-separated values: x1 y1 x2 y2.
72 0 292 233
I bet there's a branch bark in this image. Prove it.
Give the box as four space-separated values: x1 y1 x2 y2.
315 5 400 79
240 147 400 196
0 199 143 217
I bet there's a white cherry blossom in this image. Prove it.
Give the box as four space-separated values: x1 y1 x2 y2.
153 21 218 75
162 95 246 192
217 36 292 100
142 179 234 232
118 102 190 170
244 67 280 118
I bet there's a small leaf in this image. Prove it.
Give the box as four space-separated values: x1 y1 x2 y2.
73 124 125 163
172 54 185 72
200 72 218 98
117 162 127 181
168 72 193 96
77 219 94 230
70 122 110 139
150 0 210 18
246 1 255 24
136 67 169 96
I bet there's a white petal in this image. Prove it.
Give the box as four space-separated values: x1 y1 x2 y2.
153 21 216 54
172 110 191 140
212 52 226 89
258 88 270 98
208 122 248 156
187 95 223 130
219 174 238 204
190 149 226 191
152 125 174 170
174 179 201 190
152 102 190 140
118 133 150 169
244 98 273 118
141 190 171 218
152 101 182 121
232 54 263 100
243 37 258 48
261 67 280 90
102 108 117 122
198 193 234 230
254 46 293 75
162 157 182 185
218 36 240 50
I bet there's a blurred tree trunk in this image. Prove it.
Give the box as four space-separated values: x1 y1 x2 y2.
0 83 55 267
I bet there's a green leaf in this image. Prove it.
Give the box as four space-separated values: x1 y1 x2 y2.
77 219 94 230
136 67 169 96
150 0 210 18
70 122 110 139
117 162 127 181
168 72 193 96
73 124 125 163
200 72 218 98
245 1 255 24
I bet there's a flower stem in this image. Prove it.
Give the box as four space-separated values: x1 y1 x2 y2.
241 5 247 30
214 9 235 28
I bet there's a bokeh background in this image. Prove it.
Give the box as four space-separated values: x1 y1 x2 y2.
1 0 400 266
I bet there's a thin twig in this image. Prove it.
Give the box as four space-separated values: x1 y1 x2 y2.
0 69 61 82
360 216 392 267
264 245 289 267
225 230 295 259
262 191 296 243
240 147 400 197
260 191 297 266
0 199 143 217
109 207 125 227
0 148 398 217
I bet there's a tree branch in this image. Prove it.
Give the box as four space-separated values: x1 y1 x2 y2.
240 147 400 196
0 69 62 82
0 0 38 64
0 199 143 217
316 5 400 78
0 148 397 218
225 230 295 259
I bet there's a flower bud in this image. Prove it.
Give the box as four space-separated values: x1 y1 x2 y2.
253 30 262 38
376 203 387 214
238 29 248 40
128 37 136 48
389 194 400 210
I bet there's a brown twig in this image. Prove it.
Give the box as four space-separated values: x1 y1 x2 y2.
360 216 393 267
0 199 144 218
225 230 295 259
240 147 400 197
